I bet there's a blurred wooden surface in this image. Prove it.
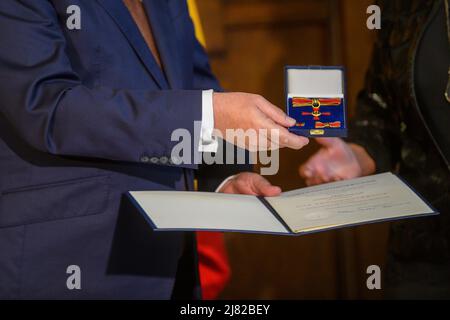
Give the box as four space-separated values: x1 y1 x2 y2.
197 0 389 299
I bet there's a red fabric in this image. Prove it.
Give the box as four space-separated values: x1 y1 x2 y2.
294 98 341 120
301 110 332 120
315 121 342 128
292 97 342 106
196 231 231 300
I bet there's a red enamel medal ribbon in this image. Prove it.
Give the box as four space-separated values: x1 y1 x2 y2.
292 97 342 107
315 121 341 128
292 97 342 121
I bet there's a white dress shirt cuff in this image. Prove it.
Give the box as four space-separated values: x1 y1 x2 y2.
215 175 236 192
199 89 219 153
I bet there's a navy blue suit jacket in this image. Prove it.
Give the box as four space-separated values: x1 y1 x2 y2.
0 0 230 299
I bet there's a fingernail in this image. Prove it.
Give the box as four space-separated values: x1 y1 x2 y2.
267 186 282 196
303 169 312 177
286 116 296 126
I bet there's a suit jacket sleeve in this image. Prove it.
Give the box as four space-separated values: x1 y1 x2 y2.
0 0 201 168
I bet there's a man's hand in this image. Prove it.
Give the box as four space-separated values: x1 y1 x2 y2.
218 172 281 197
299 138 376 186
213 92 309 151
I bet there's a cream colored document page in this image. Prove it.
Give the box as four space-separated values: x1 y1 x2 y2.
265 172 434 233
129 191 289 234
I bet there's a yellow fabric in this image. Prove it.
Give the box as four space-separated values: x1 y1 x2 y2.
187 0 206 47
187 0 205 191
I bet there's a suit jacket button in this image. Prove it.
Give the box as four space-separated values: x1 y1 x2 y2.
150 157 159 164
160 156 169 164
140 155 150 163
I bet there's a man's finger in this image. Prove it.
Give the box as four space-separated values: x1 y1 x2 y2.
260 185 282 197
256 97 296 127
274 125 309 150
250 174 282 197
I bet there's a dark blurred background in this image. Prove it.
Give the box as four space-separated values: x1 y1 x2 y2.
196 0 388 299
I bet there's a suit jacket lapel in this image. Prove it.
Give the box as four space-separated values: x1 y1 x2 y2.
144 0 183 90
96 0 169 89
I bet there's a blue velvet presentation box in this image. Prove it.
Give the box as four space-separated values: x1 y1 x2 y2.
286 66 347 137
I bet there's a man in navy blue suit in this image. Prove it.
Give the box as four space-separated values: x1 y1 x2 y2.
0 0 308 299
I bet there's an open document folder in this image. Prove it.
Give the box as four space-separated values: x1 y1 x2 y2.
127 173 437 236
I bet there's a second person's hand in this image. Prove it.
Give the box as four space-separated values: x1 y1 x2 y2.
299 138 376 186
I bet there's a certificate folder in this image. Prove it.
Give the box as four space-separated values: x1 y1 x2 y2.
128 173 437 236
